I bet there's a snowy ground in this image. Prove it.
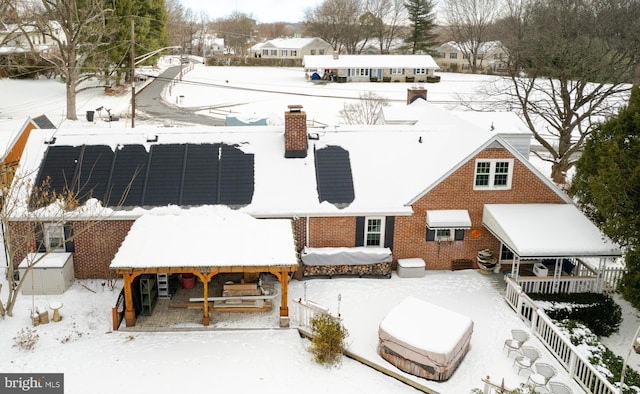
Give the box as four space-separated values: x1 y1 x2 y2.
1 57 638 393
1 269 639 394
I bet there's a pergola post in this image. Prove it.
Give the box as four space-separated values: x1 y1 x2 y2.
195 271 217 326
122 272 140 327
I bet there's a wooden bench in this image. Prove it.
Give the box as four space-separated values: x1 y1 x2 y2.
189 290 278 312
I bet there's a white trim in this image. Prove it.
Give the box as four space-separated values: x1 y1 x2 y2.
364 216 385 247
473 158 514 190
44 223 65 252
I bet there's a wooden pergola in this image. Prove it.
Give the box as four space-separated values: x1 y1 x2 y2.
114 264 298 327
109 209 300 328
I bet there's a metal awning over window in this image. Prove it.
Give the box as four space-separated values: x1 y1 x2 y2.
426 210 471 229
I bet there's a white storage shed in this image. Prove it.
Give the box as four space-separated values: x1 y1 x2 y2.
18 252 75 295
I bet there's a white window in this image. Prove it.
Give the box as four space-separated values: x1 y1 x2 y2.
291 50 297 57
449 53 458 59
414 68 427 74
270 49 277 56
310 49 316 55
44 223 65 252
281 49 288 56
435 229 453 241
319 49 325 55
391 68 404 75
365 217 385 247
357 68 369 77
262 49 269 57
474 159 514 190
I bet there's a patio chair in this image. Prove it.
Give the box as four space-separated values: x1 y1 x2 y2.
503 329 530 357
527 362 557 391
547 381 573 394
513 346 540 375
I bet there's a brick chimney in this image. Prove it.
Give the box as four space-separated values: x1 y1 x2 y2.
407 87 428 104
284 105 308 158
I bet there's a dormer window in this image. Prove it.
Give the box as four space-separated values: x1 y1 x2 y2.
474 159 513 190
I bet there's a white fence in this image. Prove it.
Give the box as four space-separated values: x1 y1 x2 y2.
290 298 330 338
504 277 620 394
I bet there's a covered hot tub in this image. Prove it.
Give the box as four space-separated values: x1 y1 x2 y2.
378 297 473 381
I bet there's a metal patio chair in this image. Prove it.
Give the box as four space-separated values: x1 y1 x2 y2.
527 362 558 391
547 381 573 394
503 329 530 357
513 346 540 375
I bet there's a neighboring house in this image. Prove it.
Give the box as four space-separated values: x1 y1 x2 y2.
7 98 620 327
303 54 439 82
250 37 333 59
434 41 507 73
0 21 64 55
0 114 55 187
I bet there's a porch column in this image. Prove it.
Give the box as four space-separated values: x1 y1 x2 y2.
195 271 217 326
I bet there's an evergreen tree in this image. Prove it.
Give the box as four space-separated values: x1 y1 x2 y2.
404 0 438 54
106 0 168 83
570 86 640 307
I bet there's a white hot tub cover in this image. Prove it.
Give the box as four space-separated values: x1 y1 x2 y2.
378 297 473 380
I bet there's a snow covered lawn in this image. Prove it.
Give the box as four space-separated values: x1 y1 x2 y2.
0 269 593 394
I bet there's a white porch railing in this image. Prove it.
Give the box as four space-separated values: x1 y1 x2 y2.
290 298 330 337
504 277 620 394
517 276 599 294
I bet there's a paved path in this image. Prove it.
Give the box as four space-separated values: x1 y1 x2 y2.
135 65 224 126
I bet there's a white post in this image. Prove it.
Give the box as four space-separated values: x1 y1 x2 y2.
620 324 640 393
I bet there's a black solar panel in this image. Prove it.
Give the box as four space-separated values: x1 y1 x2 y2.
31 142 255 210
143 144 185 206
33 146 82 205
109 145 148 207
181 144 219 206
77 145 114 204
31 115 56 129
218 144 254 205
315 145 355 207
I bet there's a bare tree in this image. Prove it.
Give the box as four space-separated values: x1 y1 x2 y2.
369 0 407 54
304 0 364 54
0 173 114 317
214 11 256 56
494 0 640 185
18 0 114 120
339 91 389 124
442 0 503 72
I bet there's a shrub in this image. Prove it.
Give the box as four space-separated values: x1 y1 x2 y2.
382 76 391 82
405 76 415 83
369 76 378 82
530 292 621 336
426 75 441 83
556 320 640 394
308 313 349 366
13 328 39 351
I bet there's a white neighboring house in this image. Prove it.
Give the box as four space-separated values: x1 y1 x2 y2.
434 41 507 73
250 37 333 59
0 21 65 55
192 34 225 56
303 54 439 82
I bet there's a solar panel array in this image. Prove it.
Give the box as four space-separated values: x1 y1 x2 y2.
314 145 355 207
32 143 255 209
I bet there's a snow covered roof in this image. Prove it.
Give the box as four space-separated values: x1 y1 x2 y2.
262 37 329 50
482 204 621 258
109 206 298 269
303 55 439 70
18 116 499 218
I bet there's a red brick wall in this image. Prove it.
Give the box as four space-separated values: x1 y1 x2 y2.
7 219 133 279
71 220 133 278
308 216 356 247
393 148 566 269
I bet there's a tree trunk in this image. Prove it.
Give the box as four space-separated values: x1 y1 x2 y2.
551 161 569 185
66 80 77 120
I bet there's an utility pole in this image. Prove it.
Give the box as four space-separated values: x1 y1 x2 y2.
130 18 136 129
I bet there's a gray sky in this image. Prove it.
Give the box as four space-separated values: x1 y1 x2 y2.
178 0 322 24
